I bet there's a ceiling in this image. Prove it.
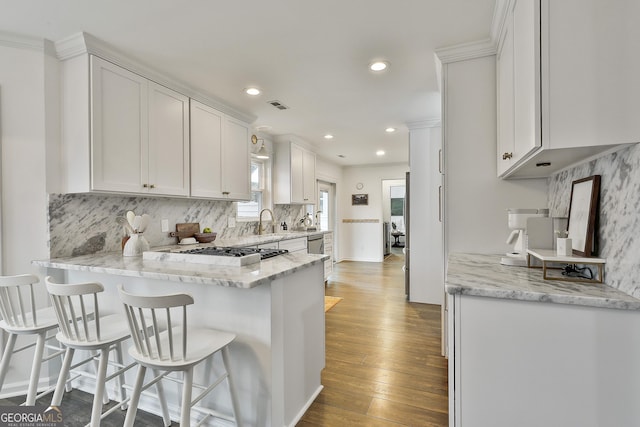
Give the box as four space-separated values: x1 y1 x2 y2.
0 0 496 166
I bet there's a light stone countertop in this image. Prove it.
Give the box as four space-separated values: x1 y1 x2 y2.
33 250 329 289
446 253 640 310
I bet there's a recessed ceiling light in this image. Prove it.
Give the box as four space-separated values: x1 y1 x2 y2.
385 127 396 133
324 134 334 140
369 61 389 72
245 87 261 96
376 150 385 156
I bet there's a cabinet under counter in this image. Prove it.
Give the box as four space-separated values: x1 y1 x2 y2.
446 253 640 427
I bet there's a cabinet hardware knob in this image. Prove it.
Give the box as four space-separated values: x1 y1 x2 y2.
143 184 148 188
222 191 230 195
502 152 513 160
150 184 155 189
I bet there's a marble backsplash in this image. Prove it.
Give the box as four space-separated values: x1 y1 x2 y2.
48 193 306 258
547 143 640 298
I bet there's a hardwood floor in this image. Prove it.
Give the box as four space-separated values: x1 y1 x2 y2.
0 253 447 426
298 253 448 426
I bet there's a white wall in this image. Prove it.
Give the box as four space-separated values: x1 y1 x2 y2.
0 41 50 275
0 38 54 395
443 55 548 256
340 163 408 262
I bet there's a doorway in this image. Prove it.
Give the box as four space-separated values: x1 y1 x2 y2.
382 178 406 256
317 181 335 232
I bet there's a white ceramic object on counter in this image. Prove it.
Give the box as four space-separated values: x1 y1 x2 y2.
556 238 572 256
123 234 150 257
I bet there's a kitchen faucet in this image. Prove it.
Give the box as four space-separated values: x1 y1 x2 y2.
258 208 275 235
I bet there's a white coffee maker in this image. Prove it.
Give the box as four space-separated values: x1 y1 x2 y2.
501 208 550 266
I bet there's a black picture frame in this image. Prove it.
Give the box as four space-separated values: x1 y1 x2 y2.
352 194 368 206
567 175 600 257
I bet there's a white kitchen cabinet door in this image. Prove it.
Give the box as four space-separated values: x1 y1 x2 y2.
496 0 541 176
451 294 640 427
190 100 224 198
91 56 189 196
147 82 190 196
290 143 304 203
222 117 251 200
274 140 316 205
302 149 316 204
190 101 250 200
496 14 515 176
512 0 541 161
91 56 148 193
278 237 307 253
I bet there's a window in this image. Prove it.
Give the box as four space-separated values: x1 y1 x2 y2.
237 160 268 219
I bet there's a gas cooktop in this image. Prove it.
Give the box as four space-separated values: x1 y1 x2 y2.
142 246 289 266
179 246 288 259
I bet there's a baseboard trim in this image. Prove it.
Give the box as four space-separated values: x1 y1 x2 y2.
288 385 323 427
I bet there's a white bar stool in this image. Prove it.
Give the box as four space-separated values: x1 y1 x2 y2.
118 285 240 427
45 277 135 427
0 274 64 405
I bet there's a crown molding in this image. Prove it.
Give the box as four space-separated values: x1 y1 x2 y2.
435 38 496 64
0 31 44 51
54 32 256 124
406 118 441 130
490 0 511 44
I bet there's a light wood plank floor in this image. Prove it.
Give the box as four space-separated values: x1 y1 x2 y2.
298 253 448 427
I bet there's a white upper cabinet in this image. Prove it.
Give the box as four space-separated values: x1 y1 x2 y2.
222 117 251 200
274 140 316 205
66 55 190 196
190 100 250 200
147 82 190 196
90 57 148 193
497 14 516 175
497 0 640 178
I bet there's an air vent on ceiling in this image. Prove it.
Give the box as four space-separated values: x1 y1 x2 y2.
267 100 289 110
337 154 346 158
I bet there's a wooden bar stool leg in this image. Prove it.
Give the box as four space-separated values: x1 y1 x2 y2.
222 346 241 425
52 347 74 406
0 334 17 389
26 333 47 405
124 365 147 427
181 368 194 426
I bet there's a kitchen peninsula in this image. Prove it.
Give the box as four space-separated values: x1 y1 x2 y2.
446 253 640 427
33 248 329 427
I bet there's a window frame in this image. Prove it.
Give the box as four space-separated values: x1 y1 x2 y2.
236 156 271 221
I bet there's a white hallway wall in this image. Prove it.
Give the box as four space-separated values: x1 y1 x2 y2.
340 163 409 262
0 37 55 394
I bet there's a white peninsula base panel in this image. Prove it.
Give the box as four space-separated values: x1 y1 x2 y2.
56 263 325 427
449 294 640 427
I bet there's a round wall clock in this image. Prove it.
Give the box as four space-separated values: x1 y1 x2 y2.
356 182 364 190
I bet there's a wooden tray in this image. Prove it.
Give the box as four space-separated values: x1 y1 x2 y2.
169 223 200 242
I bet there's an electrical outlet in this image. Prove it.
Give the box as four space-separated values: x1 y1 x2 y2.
161 219 169 233
228 217 236 228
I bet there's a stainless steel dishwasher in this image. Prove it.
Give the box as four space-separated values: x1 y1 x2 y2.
307 234 324 254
